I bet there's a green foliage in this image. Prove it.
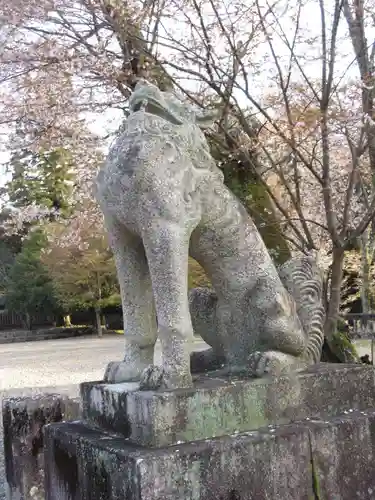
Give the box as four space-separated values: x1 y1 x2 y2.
5 230 61 327
0 208 25 294
43 235 120 314
330 328 359 363
98 293 122 308
0 240 15 292
5 147 75 217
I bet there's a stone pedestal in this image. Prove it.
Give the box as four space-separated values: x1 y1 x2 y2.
44 364 375 500
80 364 375 447
3 390 80 500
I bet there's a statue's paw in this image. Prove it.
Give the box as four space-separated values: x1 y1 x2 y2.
139 365 165 390
247 351 307 377
139 364 193 390
104 361 143 383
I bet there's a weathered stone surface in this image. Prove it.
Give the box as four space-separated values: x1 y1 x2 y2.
3 392 80 500
309 410 375 499
44 419 314 500
80 380 136 438
95 79 325 390
81 364 375 447
44 409 375 500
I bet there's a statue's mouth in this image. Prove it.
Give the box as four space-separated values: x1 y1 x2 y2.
130 97 184 126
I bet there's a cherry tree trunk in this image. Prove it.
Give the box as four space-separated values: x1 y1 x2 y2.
324 246 345 341
360 234 371 315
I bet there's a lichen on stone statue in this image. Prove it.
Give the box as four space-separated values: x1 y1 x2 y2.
95 78 325 390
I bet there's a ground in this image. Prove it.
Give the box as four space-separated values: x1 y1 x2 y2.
0 336 371 500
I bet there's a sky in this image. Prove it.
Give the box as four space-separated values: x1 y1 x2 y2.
0 107 124 190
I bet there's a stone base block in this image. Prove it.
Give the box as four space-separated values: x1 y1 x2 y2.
44 409 375 500
3 392 80 500
81 364 375 447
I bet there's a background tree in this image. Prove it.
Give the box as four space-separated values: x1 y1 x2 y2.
0 208 25 297
0 207 25 255
42 225 119 336
0 240 15 293
5 148 75 216
2 0 375 360
0 0 291 291
208 121 292 264
5 229 61 329
342 0 375 317
150 0 375 352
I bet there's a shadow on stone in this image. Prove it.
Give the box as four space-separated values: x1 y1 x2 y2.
54 439 79 499
221 490 241 500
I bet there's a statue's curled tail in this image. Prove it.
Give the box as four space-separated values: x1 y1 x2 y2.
278 255 325 363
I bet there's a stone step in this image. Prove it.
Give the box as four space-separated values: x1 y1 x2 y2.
44 408 375 500
81 364 375 447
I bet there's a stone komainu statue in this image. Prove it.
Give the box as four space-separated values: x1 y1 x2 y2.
95 79 325 390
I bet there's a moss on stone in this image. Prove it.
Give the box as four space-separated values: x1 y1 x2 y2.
310 461 322 500
330 331 359 363
181 382 268 441
188 258 211 289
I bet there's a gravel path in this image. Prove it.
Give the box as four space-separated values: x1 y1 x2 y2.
0 335 209 499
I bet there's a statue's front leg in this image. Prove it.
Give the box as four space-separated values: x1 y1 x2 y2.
102 216 157 384
141 223 194 390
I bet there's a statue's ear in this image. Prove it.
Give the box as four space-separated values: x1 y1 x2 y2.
196 110 219 129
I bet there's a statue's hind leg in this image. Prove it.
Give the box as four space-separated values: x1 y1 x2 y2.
189 182 309 375
103 215 157 384
188 288 226 373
